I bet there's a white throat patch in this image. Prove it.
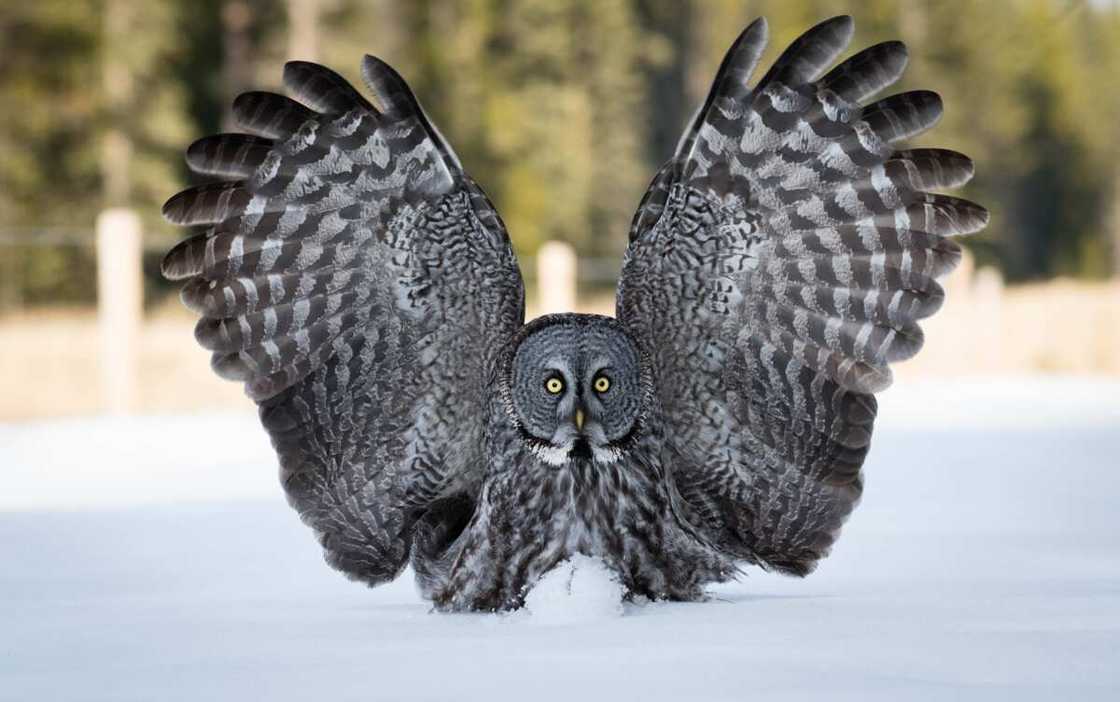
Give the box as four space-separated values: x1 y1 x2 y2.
531 441 622 467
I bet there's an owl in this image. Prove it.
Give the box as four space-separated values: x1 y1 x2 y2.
162 16 987 612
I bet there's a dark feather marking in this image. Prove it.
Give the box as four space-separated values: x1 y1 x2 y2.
163 53 524 590
618 15 987 577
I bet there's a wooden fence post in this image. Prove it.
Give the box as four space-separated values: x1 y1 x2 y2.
287 0 321 60
96 208 142 414
536 240 577 316
972 266 1004 373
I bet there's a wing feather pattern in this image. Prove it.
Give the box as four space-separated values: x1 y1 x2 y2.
618 16 987 575
162 57 524 586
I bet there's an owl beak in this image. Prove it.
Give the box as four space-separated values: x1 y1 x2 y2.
574 408 585 431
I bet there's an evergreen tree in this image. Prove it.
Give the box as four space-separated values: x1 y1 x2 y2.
3 0 1120 309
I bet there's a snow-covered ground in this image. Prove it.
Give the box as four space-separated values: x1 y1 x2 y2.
2 378 1118 701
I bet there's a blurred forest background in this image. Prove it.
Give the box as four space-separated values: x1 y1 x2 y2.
1 0 1119 418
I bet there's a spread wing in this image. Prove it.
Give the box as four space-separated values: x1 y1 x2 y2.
617 17 987 575
162 57 524 585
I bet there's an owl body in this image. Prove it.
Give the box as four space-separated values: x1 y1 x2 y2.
162 17 988 611
410 314 736 611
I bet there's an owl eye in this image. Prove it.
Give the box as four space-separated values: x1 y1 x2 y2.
593 375 611 393
545 377 565 395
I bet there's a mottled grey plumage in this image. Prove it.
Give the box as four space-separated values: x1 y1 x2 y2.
410 314 736 611
163 56 523 587
162 16 987 611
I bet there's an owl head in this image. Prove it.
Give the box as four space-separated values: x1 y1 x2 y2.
503 314 648 466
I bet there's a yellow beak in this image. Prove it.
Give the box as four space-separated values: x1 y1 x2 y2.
575 408 585 431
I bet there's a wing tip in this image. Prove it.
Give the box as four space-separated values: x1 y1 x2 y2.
936 195 991 236
360 53 390 74
971 203 992 232
160 190 187 226
873 39 910 74
729 16 770 67
821 14 855 36
941 149 976 187
281 60 328 96
160 236 201 281
746 15 769 38
282 59 327 80
230 90 265 116
883 38 909 57
360 54 411 112
847 363 893 394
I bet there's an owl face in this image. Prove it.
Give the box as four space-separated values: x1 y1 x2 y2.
509 316 643 465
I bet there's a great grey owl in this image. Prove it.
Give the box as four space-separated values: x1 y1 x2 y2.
162 16 988 611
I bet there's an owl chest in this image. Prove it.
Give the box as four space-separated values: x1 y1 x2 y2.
485 455 671 578
552 469 635 558
437 453 726 610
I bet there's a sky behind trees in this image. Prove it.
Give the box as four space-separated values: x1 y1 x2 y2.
2 0 1119 306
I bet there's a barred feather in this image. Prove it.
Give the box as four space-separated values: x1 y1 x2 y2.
618 16 988 576
283 61 373 114
886 149 975 190
232 91 316 138
860 90 944 144
162 55 524 589
757 15 854 88
676 18 768 159
820 41 909 103
186 134 274 178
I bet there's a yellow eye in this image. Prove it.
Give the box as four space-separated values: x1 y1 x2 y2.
594 376 611 393
545 377 564 395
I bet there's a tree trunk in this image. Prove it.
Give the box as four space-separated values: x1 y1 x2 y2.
1112 166 1120 279
287 0 321 61
221 0 253 131
101 0 133 208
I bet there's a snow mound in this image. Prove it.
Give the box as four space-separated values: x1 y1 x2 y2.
523 555 624 624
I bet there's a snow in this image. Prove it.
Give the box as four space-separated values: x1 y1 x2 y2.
523 555 626 624
1 377 1119 701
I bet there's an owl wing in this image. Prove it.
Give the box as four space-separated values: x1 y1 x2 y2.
162 58 524 586
617 17 987 575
